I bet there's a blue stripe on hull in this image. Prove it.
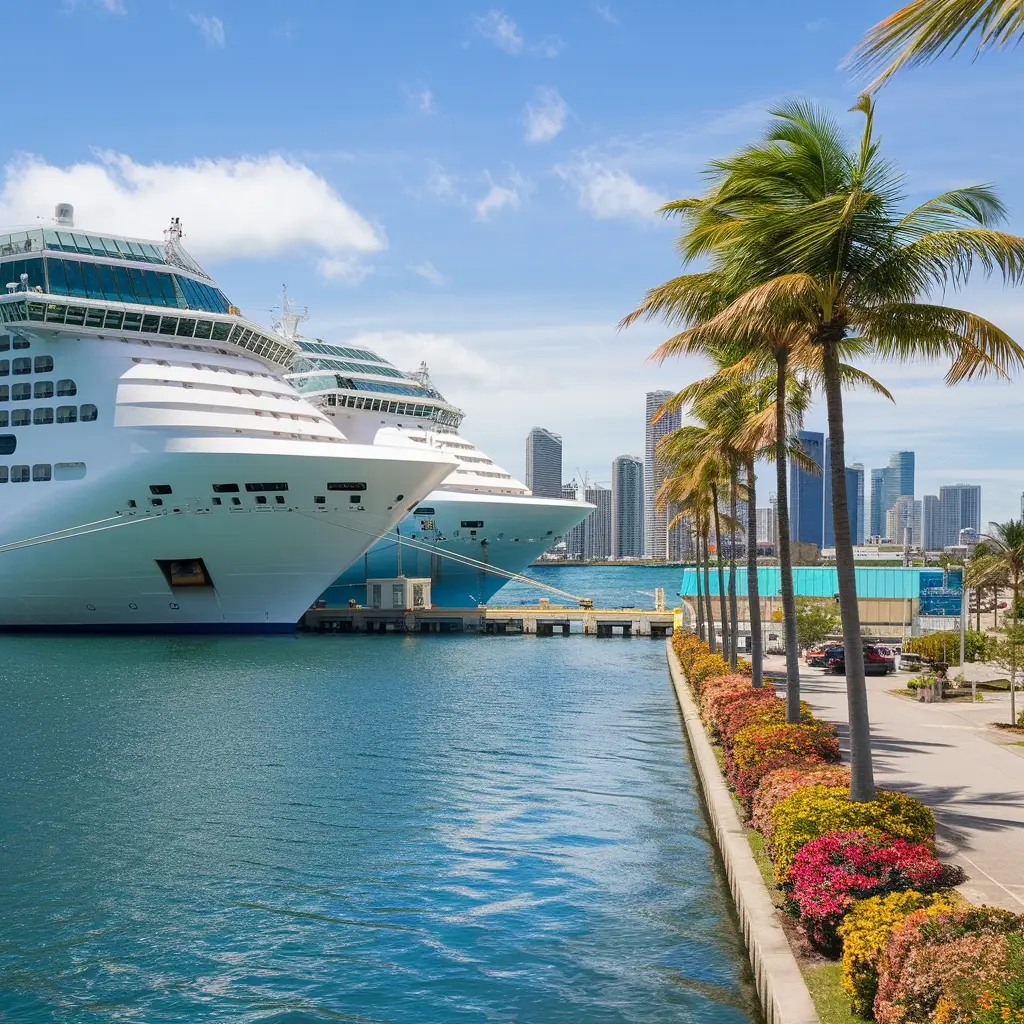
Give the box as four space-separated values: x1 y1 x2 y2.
0 621 299 636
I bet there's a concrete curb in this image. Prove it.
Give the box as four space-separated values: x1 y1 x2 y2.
666 640 819 1024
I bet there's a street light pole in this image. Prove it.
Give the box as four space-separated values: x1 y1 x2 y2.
960 582 972 702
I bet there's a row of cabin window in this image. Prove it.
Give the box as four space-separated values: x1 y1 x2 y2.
0 405 96 427
0 381 78 401
0 356 54 375
0 465 54 482
0 336 31 351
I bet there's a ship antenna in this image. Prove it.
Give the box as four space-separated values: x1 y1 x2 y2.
273 284 309 340
163 217 183 261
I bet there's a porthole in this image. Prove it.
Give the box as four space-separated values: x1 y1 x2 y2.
32 464 51 482
128 603 138 610
80 404 98 422
34 381 53 399
10 465 29 482
0 434 14 455
33 408 54 425
34 356 53 373
56 379 77 397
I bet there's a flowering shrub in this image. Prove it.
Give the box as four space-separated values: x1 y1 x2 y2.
788 830 944 954
839 890 954 1018
875 933 1013 1024
705 684 777 739
769 786 935 883
874 907 1024 1024
971 958 1024 1024
728 724 841 811
690 652 730 692
750 764 851 839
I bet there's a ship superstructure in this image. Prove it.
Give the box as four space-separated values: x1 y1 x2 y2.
0 211 456 630
281 297 591 606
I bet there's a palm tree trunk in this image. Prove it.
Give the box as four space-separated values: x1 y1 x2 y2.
774 350 801 721
1011 577 1018 725
702 528 716 651
822 341 875 803
728 464 739 670
694 523 705 641
746 457 764 688
711 483 729 659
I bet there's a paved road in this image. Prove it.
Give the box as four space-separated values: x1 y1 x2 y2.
764 656 1024 913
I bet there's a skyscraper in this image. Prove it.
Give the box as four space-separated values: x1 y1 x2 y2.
790 430 825 547
644 391 680 559
886 495 922 547
561 482 586 558
524 427 562 499
847 463 865 546
937 484 982 548
756 506 777 548
870 451 915 539
612 455 644 559
922 494 942 550
870 467 888 538
584 485 612 560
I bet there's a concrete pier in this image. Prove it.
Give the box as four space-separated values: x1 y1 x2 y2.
301 605 678 637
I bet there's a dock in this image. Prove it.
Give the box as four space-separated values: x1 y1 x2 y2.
301 605 678 638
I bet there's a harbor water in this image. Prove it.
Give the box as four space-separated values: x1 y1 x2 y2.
0 600 758 1022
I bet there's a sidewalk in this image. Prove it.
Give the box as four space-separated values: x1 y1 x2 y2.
764 655 1024 912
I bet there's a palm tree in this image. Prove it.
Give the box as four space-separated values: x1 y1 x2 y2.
635 97 1024 800
968 519 1024 722
848 0 1024 90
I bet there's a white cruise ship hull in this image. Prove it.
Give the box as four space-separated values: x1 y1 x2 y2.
322 490 592 608
0 442 454 631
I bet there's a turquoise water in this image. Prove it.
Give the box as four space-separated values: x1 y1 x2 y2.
0 629 758 1023
499 564 687 608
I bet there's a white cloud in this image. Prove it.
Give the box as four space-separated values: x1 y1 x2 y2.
471 10 560 57
593 4 618 24
317 257 373 285
0 151 385 265
349 331 500 385
426 162 459 201
474 171 525 221
473 10 523 54
188 12 225 49
409 260 447 286
408 84 436 115
554 159 666 221
522 86 569 144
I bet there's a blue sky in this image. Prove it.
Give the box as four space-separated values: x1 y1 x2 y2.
7 0 1024 520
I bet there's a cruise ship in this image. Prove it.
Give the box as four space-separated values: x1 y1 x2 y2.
280 297 592 607
0 209 456 631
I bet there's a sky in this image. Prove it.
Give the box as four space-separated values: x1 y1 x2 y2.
5 0 1024 521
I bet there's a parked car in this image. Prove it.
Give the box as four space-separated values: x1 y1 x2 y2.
804 646 826 665
827 644 895 676
897 651 922 671
810 645 844 668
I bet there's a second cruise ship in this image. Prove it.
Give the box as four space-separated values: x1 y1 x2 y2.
0 211 456 630
280 295 592 607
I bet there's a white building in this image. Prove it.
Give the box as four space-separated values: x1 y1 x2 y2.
612 455 644 559
644 391 679 559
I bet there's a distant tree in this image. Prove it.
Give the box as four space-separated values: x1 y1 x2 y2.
795 598 842 651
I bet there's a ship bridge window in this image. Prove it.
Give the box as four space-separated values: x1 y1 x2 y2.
11 410 28 426
34 381 53 399
0 466 6 482
327 481 365 491
33 464 51 481
0 360 7 376
33 408 54 425
11 384 30 401
0 434 15 455
461 521 484 528
244 482 288 492
12 358 30 375
10 464 28 482
80 404 97 422
0 257 45 292
57 379 77 397
149 484 173 495
212 483 239 493
414 507 435 515
34 356 53 373
0 412 6 426
0 336 8 351
56 406 77 423
12 337 28 349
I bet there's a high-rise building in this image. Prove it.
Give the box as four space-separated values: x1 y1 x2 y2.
846 463 866 546
644 390 680 559
756 506 777 547
584 485 612 560
612 455 644 559
886 495 922 547
561 482 586 558
790 430 825 547
937 484 982 548
524 427 562 499
869 451 915 539
922 494 942 550
870 467 888 538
